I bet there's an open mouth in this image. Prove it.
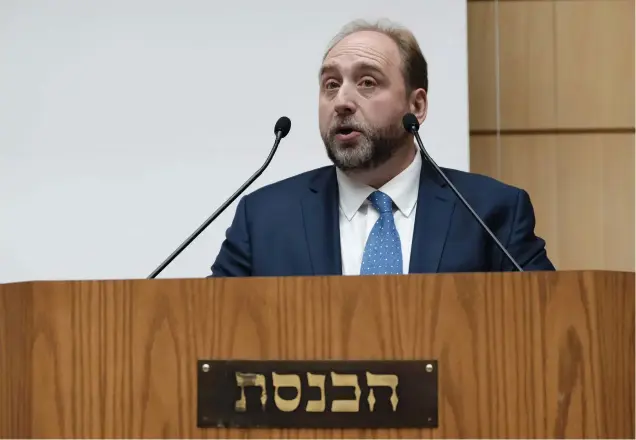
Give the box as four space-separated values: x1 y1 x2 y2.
337 127 355 135
334 126 361 136
334 127 361 142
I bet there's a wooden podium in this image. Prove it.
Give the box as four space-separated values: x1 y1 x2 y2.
0 270 633 438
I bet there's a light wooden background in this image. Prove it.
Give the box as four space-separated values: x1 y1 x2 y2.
467 0 635 271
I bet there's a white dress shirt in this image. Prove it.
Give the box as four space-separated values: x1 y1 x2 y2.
336 147 422 275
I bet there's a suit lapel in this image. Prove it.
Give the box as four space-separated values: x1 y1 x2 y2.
301 167 342 276
408 163 456 273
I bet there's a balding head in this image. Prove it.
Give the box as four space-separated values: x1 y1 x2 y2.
323 19 428 95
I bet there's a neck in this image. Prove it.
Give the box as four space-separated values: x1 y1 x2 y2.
345 142 416 188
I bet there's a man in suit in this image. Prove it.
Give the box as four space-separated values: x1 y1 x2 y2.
210 19 555 277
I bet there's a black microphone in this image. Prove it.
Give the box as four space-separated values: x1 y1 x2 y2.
147 116 292 279
402 113 524 272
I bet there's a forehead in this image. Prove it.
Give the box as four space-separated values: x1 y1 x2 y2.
320 30 402 75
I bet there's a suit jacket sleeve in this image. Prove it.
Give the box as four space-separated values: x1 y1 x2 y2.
503 189 555 271
209 196 252 277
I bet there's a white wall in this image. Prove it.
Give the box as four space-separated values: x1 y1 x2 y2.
0 0 469 283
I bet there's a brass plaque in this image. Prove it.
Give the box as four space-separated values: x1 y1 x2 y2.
196 360 438 428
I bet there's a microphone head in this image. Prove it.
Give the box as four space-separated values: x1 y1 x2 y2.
402 113 420 133
274 116 292 138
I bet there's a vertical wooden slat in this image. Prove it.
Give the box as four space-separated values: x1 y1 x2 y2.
468 1 497 131
498 1 557 130
555 0 635 129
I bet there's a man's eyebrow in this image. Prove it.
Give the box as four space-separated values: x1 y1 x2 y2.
319 61 385 79
357 62 385 75
319 63 336 79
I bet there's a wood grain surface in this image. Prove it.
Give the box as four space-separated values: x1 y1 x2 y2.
0 271 633 438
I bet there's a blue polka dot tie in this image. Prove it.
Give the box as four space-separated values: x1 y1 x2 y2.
360 191 403 275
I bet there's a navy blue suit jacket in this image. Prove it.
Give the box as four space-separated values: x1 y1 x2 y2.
210 162 555 277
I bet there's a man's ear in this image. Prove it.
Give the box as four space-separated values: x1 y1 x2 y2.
409 88 428 124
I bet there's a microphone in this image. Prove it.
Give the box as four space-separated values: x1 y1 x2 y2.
402 113 524 272
147 116 292 279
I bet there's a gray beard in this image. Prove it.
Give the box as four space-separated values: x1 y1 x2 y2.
322 120 408 171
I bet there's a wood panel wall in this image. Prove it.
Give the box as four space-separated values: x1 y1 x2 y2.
467 0 635 271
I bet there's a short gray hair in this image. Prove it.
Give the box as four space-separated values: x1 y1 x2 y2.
323 19 429 93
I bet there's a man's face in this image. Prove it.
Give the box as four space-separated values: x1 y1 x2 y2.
318 31 411 171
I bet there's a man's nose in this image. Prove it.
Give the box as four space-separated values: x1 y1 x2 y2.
333 86 356 115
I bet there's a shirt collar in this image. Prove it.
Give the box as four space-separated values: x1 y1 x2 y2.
336 145 422 221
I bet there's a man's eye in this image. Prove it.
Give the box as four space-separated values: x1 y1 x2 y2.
325 81 339 90
360 78 375 87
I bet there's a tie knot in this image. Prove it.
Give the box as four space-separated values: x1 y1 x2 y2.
368 191 394 214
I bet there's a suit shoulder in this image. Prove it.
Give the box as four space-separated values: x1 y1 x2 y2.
440 167 525 200
245 165 333 200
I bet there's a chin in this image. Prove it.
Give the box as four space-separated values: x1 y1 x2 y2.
334 140 361 150
331 152 375 172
